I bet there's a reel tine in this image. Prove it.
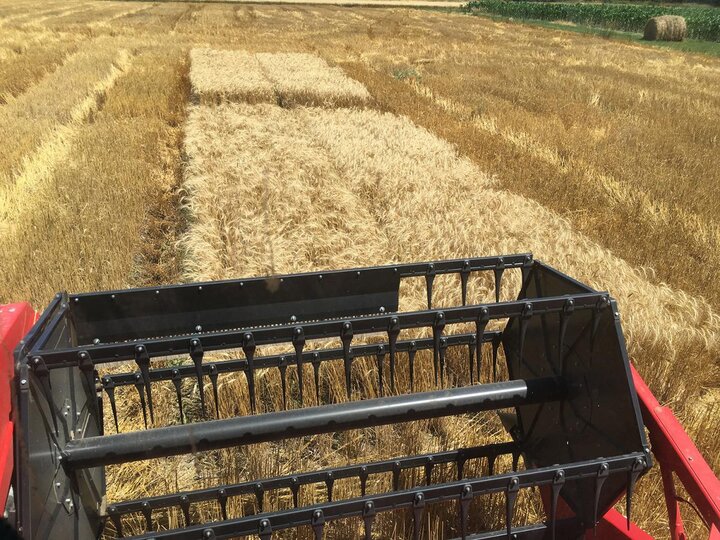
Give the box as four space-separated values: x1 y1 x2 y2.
254 483 265 512
494 257 505 303
520 255 533 288
392 461 401 491
209 364 219 419
459 484 472 540
512 451 520 472
593 462 610 536
180 495 191 527
476 307 489 382
505 477 519 539
439 337 447 387
488 453 496 476
412 493 425 540
133 373 148 429
108 506 123 538
550 470 565 540
376 345 385 397
424 457 434 486
360 466 368 497
425 263 435 309
388 317 400 393
171 369 184 424
292 327 306 405
432 312 445 386
135 345 154 424
457 451 466 481
140 501 152 532
341 322 353 399
408 341 417 392
362 501 376 540
217 489 228 520
467 337 475 384
102 376 119 433
492 336 500 382
460 260 470 306
242 332 257 414
325 473 334 502
313 354 321 405
190 338 205 416
311 509 325 540
279 362 287 410
291 477 300 508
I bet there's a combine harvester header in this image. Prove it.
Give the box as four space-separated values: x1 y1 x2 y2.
1 255 718 539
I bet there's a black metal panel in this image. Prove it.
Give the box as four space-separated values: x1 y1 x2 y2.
36 293 606 367
502 262 650 526
66 255 532 346
69 268 401 345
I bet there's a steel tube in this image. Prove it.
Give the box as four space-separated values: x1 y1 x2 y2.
63 377 564 469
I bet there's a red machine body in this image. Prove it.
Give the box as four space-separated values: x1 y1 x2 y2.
0 303 37 514
1 301 718 539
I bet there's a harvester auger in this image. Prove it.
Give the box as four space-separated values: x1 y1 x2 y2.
1 254 718 539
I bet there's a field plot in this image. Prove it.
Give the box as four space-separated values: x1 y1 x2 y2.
0 2 719 539
190 49 370 106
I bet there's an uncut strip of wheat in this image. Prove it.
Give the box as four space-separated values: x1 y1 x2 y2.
189 49 371 106
151 102 513 540
189 48 274 104
173 103 719 538
0 37 130 190
0 30 82 103
257 52 371 106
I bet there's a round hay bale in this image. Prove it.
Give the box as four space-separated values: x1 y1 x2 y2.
644 15 687 42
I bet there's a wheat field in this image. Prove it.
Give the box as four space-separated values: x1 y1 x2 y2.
0 1 718 539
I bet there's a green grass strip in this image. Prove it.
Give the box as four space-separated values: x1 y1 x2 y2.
464 0 720 41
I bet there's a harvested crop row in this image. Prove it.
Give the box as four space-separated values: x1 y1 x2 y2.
0 30 82 103
175 103 719 537
0 37 130 190
189 48 370 106
0 42 187 307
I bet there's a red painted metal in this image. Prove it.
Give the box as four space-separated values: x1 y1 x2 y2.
0 303 37 511
592 508 654 540
632 364 720 540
